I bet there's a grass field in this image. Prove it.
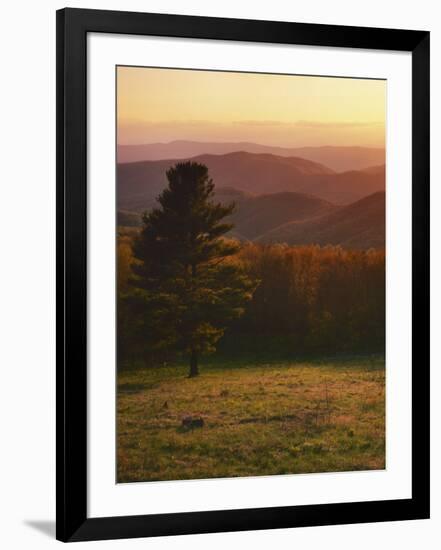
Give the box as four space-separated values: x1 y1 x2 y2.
117 356 385 483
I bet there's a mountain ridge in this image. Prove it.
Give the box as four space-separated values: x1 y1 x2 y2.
117 151 385 211
118 140 385 172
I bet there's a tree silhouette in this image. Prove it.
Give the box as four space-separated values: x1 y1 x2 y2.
130 162 256 377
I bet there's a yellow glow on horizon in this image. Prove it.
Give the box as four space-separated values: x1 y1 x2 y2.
117 66 386 148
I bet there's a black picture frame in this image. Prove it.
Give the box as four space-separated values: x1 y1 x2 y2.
56 7 430 543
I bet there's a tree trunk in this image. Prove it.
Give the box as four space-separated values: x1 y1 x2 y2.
189 349 199 377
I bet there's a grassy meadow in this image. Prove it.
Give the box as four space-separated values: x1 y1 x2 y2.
117 355 385 483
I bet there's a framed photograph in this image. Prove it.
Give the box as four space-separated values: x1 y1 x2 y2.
56 8 430 542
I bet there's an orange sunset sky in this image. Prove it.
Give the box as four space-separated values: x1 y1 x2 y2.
117 66 386 148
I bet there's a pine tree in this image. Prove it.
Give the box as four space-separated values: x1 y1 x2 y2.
130 161 256 377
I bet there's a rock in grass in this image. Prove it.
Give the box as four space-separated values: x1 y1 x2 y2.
182 416 204 429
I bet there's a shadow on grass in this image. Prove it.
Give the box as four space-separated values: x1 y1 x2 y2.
119 352 385 378
197 352 386 373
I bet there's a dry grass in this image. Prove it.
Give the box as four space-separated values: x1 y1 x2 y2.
117 356 385 482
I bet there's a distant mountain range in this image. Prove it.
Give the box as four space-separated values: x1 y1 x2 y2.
118 151 385 210
118 140 385 172
117 148 385 249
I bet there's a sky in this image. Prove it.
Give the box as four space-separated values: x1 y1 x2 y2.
117 66 386 148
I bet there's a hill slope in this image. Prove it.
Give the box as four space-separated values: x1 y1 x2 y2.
229 192 336 240
259 191 385 249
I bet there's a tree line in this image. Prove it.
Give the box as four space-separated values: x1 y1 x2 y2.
225 243 385 356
